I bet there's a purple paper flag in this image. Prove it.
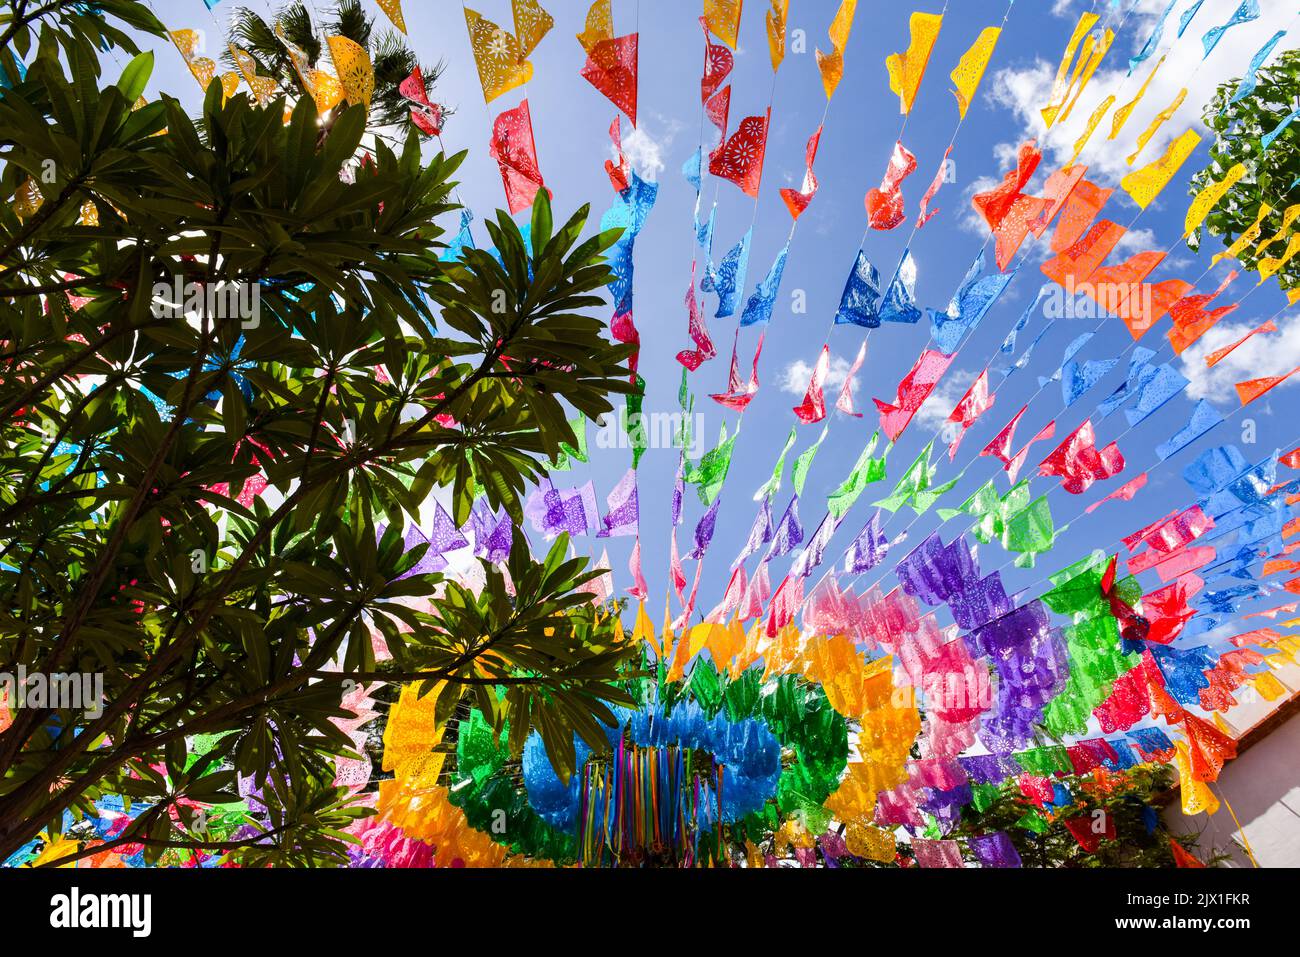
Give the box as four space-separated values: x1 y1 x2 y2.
598 468 639 537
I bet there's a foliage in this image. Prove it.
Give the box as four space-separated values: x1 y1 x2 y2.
944 765 1225 868
1189 48 1300 291
0 4 636 866
224 0 446 140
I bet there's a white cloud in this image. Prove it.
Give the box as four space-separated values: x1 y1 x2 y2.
1177 313 1300 405
1114 226 1158 255
615 113 684 181
779 354 855 395
988 0 1300 187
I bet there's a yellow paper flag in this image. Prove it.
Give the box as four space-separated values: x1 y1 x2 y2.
1127 87 1187 165
704 0 744 50
767 0 789 73
327 35 374 108
310 69 345 114
381 681 449 789
512 0 554 60
12 177 43 220
1214 202 1272 265
1069 94 1115 166
169 29 216 91
1120 127 1200 209
1041 12 1112 128
886 10 942 114
464 7 532 103
1185 162 1246 236
220 70 241 102
1254 204 1300 259
1257 232 1300 283
1110 54 1163 140
950 26 1000 120
376 0 407 34
577 0 612 54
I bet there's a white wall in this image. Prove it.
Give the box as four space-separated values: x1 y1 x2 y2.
1164 660 1300 868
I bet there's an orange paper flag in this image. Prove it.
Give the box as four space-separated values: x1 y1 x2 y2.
704 0 744 49
1236 366 1300 406
816 0 858 100
1205 320 1277 368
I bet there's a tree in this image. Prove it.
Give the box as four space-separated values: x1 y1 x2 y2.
223 0 447 142
0 2 637 866
1188 48 1300 292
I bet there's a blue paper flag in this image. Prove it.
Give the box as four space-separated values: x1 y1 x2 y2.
739 244 790 327
833 249 882 327
880 248 922 324
1156 399 1224 461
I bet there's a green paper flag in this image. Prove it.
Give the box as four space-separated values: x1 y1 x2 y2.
756 426 798 501
827 431 888 518
553 415 588 471
1001 494 1055 566
624 375 648 469
872 440 955 515
686 426 736 505
792 425 829 496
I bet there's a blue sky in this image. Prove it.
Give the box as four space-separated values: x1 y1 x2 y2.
135 0 1300 652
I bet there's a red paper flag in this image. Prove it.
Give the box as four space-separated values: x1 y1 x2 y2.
835 339 868 417
915 146 952 229
1183 713 1236 783
700 16 733 102
1039 420 1124 494
981 404 1029 468
1085 472 1147 513
611 309 640 377
709 110 770 197
489 99 549 214
399 67 443 135
765 573 804 638
676 265 717 370
627 536 648 600
946 369 994 460
707 564 749 623
1030 166 1095 242
1241 602 1297 621
1142 572 1203 645
1282 446 1300 468
710 330 764 411
972 141 1041 231
1064 814 1114 852
1007 418 1057 483
874 348 954 443
781 125 823 220
793 345 832 423
605 116 629 192
581 34 638 125
864 140 918 230
742 559 771 621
